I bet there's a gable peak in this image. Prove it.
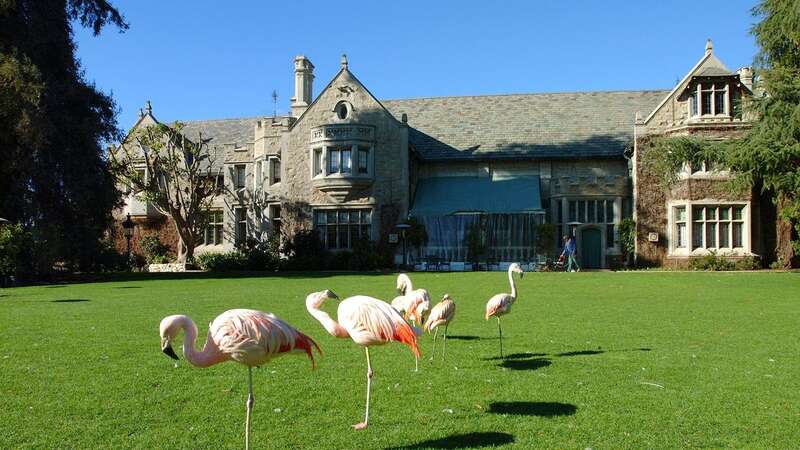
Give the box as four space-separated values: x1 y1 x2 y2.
705 39 713 56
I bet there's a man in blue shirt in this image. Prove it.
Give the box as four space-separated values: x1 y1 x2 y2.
561 235 580 272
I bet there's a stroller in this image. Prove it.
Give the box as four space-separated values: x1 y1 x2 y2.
554 254 566 271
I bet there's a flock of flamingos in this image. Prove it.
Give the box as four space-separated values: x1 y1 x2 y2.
158 263 525 449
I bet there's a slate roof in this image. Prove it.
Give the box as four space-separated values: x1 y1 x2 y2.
382 90 668 161
180 117 260 146
167 91 669 162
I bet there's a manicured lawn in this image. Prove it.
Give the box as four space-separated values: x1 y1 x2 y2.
1 271 799 449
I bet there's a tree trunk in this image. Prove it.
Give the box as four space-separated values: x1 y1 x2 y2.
775 196 796 269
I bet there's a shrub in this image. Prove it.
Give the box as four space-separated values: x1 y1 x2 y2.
689 252 734 271
236 237 280 271
619 218 636 262
281 229 328 270
140 234 171 264
733 255 761 271
196 251 247 271
0 224 33 283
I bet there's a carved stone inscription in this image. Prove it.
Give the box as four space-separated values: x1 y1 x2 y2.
311 124 374 142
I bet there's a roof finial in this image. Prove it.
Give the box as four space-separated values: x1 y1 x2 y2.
144 100 152 115
705 39 713 55
340 53 348 69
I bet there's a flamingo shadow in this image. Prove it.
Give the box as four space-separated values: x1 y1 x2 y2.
498 358 551 371
445 335 481 341
555 350 605 357
51 299 90 303
385 432 515 449
484 352 546 361
487 401 577 417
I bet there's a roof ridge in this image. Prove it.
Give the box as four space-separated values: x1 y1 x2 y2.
381 89 671 102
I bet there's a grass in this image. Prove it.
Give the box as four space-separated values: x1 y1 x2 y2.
1 271 799 449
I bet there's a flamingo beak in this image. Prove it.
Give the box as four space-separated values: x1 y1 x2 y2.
325 289 339 300
520 272 524 279
161 338 179 360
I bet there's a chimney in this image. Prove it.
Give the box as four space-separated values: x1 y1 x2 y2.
737 66 754 91
291 55 314 117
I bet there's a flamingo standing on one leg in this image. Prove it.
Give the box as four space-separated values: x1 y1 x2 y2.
424 294 456 363
159 310 320 450
485 263 524 358
305 290 420 430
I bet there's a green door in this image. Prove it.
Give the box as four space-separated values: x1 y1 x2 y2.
580 228 602 269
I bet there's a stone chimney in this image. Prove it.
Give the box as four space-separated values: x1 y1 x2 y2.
291 55 314 118
737 66 754 91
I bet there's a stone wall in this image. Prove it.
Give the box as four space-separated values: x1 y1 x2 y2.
278 68 409 242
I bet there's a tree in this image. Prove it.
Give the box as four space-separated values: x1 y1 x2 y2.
0 1 127 272
727 0 800 267
112 121 223 263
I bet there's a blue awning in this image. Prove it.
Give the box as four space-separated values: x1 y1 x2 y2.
410 176 543 216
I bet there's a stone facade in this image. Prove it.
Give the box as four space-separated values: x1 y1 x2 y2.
116 41 768 269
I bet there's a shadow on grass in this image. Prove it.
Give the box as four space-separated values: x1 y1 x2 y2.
446 335 481 341
555 350 605 357
498 358 551 371
112 286 142 289
44 285 67 288
487 401 577 417
51 299 90 303
484 352 547 361
385 432 514 449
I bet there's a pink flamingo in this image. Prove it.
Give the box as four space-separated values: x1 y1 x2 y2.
485 263 524 358
396 273 431 327
159 309 320 450
305 290 420 430
424 294 456 362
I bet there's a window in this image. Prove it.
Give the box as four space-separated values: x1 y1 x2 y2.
358 147 369 174
234 165 246 191
314 208 371 249
270 158 281 184
235 207 247 243
691 82 728 117
268 204 281 234
313 148 323 176
202 210 224 245
687 205 745 250
674 206 687 248
335 101 349 120
327 146 351 175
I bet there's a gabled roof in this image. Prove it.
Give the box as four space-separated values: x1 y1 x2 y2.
180 117 261 146
383 90 667 161
644 41 735 124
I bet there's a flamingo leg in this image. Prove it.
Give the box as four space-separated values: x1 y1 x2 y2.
430 327 439 362
497 316 504 358
245 366 254 450
442 323 448 363
353 347 372 430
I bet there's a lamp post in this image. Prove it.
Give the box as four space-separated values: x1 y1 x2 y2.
395 223 411 270
122 214 135 262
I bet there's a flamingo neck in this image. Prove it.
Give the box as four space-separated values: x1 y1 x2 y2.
178 316 226 368
306 301 349 339
508 267 517 300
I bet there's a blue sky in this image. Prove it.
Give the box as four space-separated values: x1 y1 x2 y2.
75 0 760 130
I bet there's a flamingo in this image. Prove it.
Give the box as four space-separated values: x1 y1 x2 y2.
305 290 420 430
485 263 524 358
158 309 320 450
396 273 431 327
424 294 456 362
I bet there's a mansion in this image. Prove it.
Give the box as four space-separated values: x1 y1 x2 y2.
119 40 770 269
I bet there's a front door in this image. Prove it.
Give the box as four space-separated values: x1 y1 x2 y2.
580 228 602 269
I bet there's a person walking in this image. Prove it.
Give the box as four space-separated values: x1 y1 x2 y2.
561 235 580 272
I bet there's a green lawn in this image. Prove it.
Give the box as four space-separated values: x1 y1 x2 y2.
1 272 799 449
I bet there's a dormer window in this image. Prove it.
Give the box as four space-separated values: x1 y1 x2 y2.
689 82 728 118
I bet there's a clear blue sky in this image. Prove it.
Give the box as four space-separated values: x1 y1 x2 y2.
75 0 760 130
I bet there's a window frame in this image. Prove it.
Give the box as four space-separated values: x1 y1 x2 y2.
668 201 750 256
235 207 248 244
689 81 730 118
234 164 247 192
201 209 224 246
313 208 372 250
